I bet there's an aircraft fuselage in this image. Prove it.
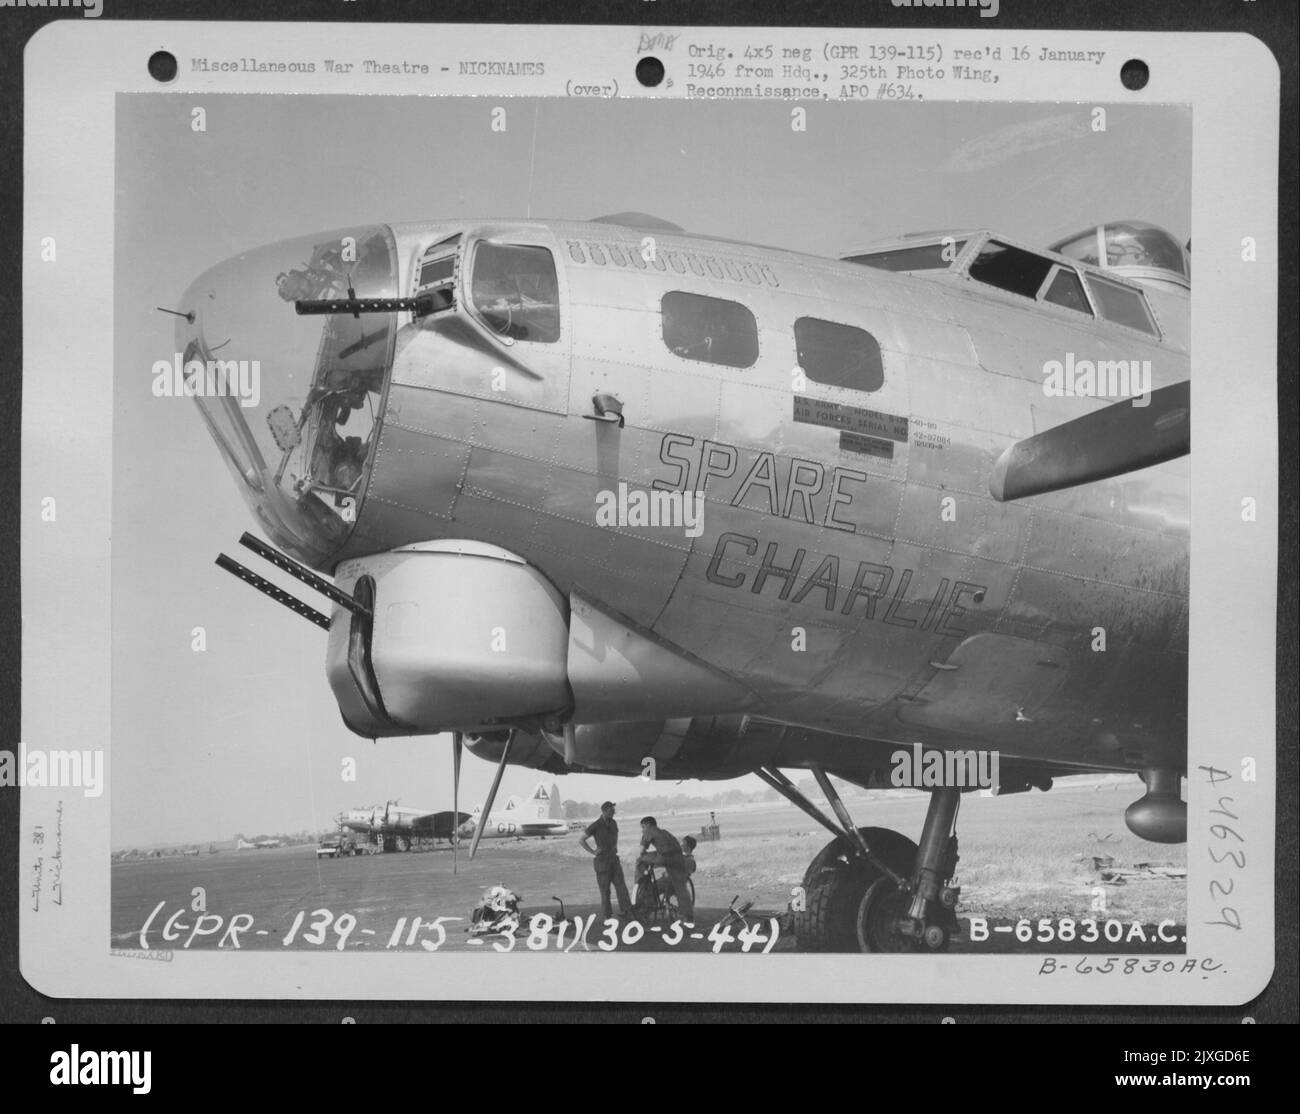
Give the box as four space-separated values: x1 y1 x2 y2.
182 218 1188 777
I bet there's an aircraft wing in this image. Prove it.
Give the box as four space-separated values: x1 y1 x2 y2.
989 381 1189 502
405 812 443 835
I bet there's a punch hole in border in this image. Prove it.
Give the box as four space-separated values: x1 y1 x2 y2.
636 57 665 88
148 51 179 84
1120 58 1149 91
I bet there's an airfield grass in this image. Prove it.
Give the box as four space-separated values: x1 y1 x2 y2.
643 788 1188 925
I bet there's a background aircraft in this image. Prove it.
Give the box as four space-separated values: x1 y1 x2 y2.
190 212 1190 951
460 781 568 841
337 802 471 852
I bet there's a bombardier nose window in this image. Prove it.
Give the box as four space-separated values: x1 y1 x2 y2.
177 224 399 566
470 243 560 343
275 231 396 511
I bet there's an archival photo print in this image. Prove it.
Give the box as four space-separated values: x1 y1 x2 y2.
110 94 1191 960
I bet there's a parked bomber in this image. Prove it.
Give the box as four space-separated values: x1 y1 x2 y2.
460 781 569 841
337 801 471 852
189 214 1190 951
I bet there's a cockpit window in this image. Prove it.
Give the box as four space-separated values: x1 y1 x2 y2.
470 242 560 342
967 240 1057 300
843 241 965 272
661 292 758 368
1041 266 1093 315
1085 273 1159 336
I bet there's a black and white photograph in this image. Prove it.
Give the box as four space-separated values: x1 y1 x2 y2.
11 16 1286 1021
104 91 1197 960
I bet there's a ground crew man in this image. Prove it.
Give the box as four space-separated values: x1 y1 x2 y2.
579 801 632 919
656 835 697 903
639 817 695 922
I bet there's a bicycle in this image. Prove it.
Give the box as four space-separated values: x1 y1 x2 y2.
631 859 696 923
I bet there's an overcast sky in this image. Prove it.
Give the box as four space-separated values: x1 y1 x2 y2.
112 95 1191 847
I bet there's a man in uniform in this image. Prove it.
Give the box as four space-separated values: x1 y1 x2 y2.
639 817 695 922
656 834 697 904
579 801 632 920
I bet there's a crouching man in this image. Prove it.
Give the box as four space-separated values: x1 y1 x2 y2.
639 817 695 922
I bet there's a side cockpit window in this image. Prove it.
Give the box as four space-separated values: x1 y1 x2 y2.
1042 265 1093 315
794 317 884 392
1085 273 1159 336
661 292 758 368
470 242 560 342
967 240 1056 300
844 241 965 273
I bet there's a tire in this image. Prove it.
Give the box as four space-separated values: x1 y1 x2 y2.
856 876 952 953
800 827 918 893
666 878 696 919
396 835 411 853
794 828 918 952
632 878 656 920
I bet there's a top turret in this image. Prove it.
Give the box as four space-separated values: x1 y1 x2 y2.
1047 222 1190 293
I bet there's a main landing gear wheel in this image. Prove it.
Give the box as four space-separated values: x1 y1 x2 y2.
757 768 962 954
856 876 949 953
794 827 918 953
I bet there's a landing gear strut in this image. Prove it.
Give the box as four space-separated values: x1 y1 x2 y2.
857 787 961 952
756 765 961 953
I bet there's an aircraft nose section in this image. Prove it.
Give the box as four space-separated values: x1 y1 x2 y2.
174 225 401 569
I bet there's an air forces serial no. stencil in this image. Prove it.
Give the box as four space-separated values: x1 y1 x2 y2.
19 21 1279 1005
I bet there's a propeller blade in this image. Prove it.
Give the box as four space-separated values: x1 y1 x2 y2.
989 381 1189 502
470 731 513 860
452 732 463 875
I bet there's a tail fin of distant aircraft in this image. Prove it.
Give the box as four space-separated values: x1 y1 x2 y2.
522 780 564 821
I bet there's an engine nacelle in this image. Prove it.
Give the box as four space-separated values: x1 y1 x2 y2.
326 540 754 739
548 716 784 779
327 541 570 736
463 730 570 775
